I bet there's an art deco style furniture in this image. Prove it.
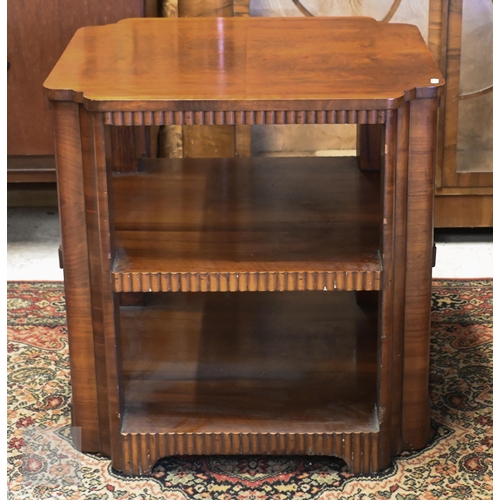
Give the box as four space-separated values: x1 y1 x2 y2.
44 17 444 475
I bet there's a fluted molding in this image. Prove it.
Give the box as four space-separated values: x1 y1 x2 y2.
121 430 380 475
113 270 382 293
103 109 388 127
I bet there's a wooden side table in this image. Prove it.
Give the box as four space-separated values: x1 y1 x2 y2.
44 17 444 474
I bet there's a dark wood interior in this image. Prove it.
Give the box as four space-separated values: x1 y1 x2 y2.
112 157 381 292
121 291 379 435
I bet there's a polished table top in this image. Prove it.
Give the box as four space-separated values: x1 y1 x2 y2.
44 17 444 111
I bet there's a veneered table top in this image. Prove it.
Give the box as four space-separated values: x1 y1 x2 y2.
44 17 444 111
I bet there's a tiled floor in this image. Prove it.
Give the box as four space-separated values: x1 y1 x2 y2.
7 206 493 281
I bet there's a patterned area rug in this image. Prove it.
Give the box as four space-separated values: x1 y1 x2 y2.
7 280 493 499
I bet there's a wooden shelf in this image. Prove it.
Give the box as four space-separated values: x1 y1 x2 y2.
112 157 381 292
119 291 379 473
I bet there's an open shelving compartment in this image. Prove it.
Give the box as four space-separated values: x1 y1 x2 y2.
111 153 385 474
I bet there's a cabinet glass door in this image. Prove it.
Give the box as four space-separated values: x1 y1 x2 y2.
455 0 493 173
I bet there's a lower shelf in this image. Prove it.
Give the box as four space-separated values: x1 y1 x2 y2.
119 291 380 473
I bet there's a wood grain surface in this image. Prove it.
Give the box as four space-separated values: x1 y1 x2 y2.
402 97 438 449
44 17 443 110
52 102 100 450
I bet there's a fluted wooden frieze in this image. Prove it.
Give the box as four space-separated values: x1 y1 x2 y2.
120 431 380 475
103 109 388 127
112 270 382 293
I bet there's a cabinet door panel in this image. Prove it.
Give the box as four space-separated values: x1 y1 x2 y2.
455 0 492 174
456 91 492 174
440 0 493 187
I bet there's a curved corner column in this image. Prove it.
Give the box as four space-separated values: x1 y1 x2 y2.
53 101 101 451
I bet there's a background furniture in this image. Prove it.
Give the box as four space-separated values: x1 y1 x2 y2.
45 16 443 475
7 0 157 182
429 0 493 227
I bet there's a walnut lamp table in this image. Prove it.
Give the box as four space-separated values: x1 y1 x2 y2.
44 17 444 475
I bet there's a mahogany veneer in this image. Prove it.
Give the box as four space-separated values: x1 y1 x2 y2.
44 17 443 475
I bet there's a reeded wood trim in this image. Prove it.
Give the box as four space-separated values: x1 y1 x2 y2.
120 430 380 475
112 270 382 293
103 110 388 127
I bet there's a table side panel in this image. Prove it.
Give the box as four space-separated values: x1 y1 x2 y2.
390 103 411 454
376 110 397 469
91 112 126 469
79 107 111 456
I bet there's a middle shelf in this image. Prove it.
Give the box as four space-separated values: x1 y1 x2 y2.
112 156 381 293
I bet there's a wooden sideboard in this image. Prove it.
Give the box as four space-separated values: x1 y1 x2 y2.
7 0 156 182
45 16 443 474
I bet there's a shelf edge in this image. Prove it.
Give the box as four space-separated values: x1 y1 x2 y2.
112 269 382 293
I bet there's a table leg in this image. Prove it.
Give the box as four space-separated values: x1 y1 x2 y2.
53 101 101 451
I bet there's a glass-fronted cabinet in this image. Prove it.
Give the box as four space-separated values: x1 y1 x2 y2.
432 0 492 226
